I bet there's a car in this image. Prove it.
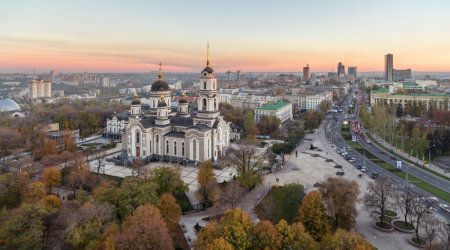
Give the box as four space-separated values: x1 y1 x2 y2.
334 165 342 168
356 164 363 169
360 167 367 172
345 156 351 160
370 173 379 179
348 158 356 163
336 171 345 176
313 182 321 187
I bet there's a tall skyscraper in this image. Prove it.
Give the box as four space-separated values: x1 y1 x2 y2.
236 70 242 81
385 53 393 82
303 64 310 81
348 66 357 77
28 79 52 99
226 70 232 80
337 62 345 77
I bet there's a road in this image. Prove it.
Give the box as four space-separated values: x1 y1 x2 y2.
328 86 450 218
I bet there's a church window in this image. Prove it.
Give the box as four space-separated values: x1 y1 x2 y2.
136 131 140 143
149 141 152 153
156 135 159 143
202 99 207 111
193 139 197 160
214 98 217 110
174 141 177 155
182 142 185 156
204 82 207 89
166 140 169 154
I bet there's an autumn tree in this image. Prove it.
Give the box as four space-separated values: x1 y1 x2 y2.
252 220 281 249
23 181 47 202
298 190 329 241
319 177 360 231
115 204 174 250
224 141 267 189
0 171 30 208
158 193 181 234
289 222 319 250
205 238 233 250
0 203 51 249
43 194 62 209
61 130 76 152
42 166 61 192
65 202 114 249
244 110 258 140
363 176 395 229
321 228 373 250
151 166 187 196
195 208 253 250
196 160 218 207
67 158 92 195
0 127 23 157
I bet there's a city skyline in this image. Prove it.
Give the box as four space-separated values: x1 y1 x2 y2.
2 0 450 73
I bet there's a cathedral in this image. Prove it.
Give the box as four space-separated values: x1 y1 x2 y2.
122 50 230 163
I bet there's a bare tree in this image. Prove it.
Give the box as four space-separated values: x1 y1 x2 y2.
363 176 395 228
223 141 268 189
423 213 439 247
436 219 450 250
93 149 106 175
410 197 438 244
215 181 246 211
392 184 415 227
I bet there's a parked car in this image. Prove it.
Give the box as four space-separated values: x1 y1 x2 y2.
360 167 367 172
370 172 379 179
336 171 345 176
313 182 321 187
356 164 363 169
348 158 356 163
334 165 342 168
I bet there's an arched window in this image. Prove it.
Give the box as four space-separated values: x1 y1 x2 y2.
193 139 197 160
166 140 169 154
174 141 177 156
202 98 207 111
182 142 185 156
214 98 217 110
136 131 140 143
204 82 207 89
156 135 159 154
149 140 152 153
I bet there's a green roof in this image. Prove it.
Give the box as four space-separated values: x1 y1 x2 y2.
373 88 389 93
255 101 290 111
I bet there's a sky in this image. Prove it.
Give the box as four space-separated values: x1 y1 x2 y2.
1 0 450 73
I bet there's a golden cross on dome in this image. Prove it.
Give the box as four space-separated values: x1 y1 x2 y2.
206 42 210 67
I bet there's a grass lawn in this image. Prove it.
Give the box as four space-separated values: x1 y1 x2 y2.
255 184 304 224
393 221 415 230
384 210 397 217
344 129 450 203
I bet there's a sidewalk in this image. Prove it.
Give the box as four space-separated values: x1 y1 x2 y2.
369 133 450 178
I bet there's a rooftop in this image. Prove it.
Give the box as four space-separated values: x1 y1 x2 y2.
255 101 290 111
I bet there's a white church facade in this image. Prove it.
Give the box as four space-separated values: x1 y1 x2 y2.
122 53 230 163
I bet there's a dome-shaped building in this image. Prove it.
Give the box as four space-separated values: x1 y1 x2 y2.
0 98 21 112
148 63 172 112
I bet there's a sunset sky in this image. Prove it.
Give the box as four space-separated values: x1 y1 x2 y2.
1 0 450 73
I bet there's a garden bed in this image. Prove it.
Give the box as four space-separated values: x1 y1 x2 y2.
372 221 394 232
408 237 426 248
392 221 415 233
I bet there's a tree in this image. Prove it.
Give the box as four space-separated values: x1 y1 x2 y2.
392 184 415 228
158 193 181 234
93 149 106 176
0 203 51 249
0 172 30 208
244 110 258 140
215 181 246 211
61 130 76 152
253 220 281 249
224 141 267 189
319 100 331 113
298 190 329 241
410 197 437 244
0 128 23 157
363 176 395 228
43 194 62 209
321 228 373 250
319 177 360 231
290 222 319 250
24 181 47 202
115 204 174 250
195 208 253 250
205 238 233 250
67 158 91 195
42 166 61 192
196 160 218 207
151 166 187 196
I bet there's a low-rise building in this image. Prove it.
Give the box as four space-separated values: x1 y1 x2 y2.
371 89 450 111
254 101 293 124
104 111 129 139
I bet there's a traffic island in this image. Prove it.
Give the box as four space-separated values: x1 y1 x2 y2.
391 221 415 233
408 237 426 248
372 221 394 232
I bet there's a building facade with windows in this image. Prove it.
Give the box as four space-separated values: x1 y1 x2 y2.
254 101 293 124
122 54 230 163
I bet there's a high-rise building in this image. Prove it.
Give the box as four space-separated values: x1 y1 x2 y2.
226 70 232 80
385 53 394 82
348 67 357 77
236 70 242 81
337 62 345 77
303 64 310 81
29 79 52 99
50 69 58 82
393 69 412 81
